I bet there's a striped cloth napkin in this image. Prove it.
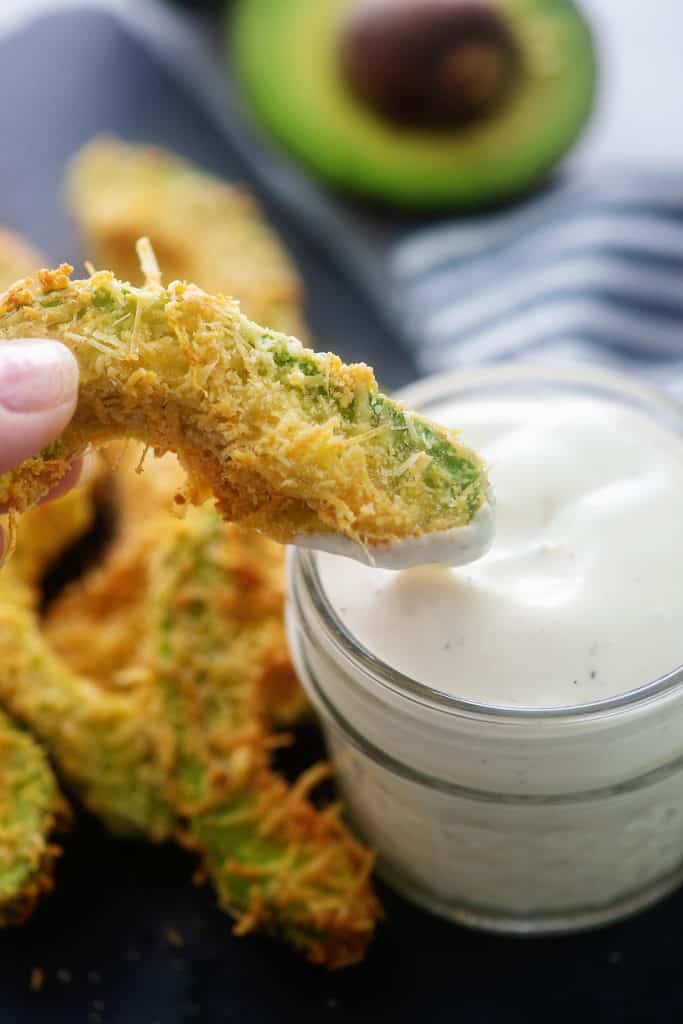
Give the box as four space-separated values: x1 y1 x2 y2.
391 171 683 398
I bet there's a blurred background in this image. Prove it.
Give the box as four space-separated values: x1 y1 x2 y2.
0 2 681 1022
0 0 682 394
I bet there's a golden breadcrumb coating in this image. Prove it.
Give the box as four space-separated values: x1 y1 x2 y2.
68 137 308 338
0 260 488 549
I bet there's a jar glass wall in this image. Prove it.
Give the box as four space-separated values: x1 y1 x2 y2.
286 365 683 934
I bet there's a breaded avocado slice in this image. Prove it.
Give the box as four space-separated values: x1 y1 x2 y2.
0 257 490 567
49 447 308 728
0 488 97 928
0 488 174 840
149 507 380 967
68 138 308 339
232 0 597 208
0 709 67 927
2 476 380 965
0 231 69 929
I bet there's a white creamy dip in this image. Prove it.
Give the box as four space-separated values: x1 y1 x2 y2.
287 367 683 933
318 393 683 707
292 496 494 571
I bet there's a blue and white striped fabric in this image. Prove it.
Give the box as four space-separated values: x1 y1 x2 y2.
391 171 683 398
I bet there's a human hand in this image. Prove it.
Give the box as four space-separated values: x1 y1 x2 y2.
0 339 80 562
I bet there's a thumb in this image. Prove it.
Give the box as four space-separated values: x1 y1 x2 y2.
0 340 79 475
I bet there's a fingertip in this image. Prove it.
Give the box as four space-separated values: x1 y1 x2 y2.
0 339 80 474
0 339 79 414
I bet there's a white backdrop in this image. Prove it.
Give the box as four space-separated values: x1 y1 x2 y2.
573 0 683 169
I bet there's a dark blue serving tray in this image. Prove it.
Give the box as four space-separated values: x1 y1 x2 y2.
0 5 680 1022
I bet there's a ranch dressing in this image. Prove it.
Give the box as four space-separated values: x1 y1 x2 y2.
293 495 494 571
287 367 683 932
318 393 683 707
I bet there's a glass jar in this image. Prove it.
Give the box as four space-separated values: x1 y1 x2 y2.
286 364 683 934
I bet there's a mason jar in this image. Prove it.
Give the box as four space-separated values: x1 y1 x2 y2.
286 364 683 934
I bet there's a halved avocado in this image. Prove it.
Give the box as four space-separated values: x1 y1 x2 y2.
231 0 597 209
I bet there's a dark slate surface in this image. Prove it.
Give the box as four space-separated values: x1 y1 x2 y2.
0 8 680 1023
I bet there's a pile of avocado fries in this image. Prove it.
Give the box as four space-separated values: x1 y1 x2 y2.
0 141 488 967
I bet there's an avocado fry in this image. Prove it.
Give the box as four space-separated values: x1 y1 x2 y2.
0 260 488 557
49 447 308 727
0 707 67 927
0 568 176 841
0 231 70 929
4 475 380 964
147 506 379 967
0 490 174 840
68 138 308 339
0 503 74 930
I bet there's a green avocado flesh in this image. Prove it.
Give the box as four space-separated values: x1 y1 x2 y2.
232 0 597 209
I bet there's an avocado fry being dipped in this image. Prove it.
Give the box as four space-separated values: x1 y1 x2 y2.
0 252 491 569
233 0 597 208
68 138 308 339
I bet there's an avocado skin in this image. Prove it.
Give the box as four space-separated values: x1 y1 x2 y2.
231 0 598 210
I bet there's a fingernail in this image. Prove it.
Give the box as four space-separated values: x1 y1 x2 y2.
0 341 78 413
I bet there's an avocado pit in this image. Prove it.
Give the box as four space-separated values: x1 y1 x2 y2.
340 0 522 129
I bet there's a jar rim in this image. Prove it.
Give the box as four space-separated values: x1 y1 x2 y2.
293 362 683 725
